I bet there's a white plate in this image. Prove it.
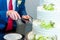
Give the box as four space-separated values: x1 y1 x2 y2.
4 33 22 40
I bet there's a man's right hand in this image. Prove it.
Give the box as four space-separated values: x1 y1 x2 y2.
6 10 21 20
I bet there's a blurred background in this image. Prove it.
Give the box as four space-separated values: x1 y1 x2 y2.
25 0 40 19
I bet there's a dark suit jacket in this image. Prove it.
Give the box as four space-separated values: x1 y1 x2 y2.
0 0 27 30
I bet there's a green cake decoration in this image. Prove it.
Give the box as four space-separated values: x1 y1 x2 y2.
43 3 54 11
40 21 55 29
32 34 56 40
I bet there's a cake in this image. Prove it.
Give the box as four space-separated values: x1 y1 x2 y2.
32 0 60 40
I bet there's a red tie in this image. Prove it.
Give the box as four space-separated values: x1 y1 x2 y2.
6 0 13 31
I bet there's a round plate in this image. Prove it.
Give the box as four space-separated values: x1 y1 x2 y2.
4 33 22 40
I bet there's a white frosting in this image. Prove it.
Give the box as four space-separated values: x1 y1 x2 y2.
37 6 60 25
33 20 57 36
44 0 60 6
40 0 60 9
33 0 60 39
33 6 60 40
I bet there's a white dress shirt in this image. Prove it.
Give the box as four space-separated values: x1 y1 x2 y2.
7 0 16 10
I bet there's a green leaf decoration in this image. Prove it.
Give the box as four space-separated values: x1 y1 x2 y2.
37 36 46 40
32 35 56 40
40 21 55 29
43 3 54 11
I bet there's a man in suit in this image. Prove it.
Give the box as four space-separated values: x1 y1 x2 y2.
0 0 30 40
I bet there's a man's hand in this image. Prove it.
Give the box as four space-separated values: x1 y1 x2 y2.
22 15 30 23
6 10 21 20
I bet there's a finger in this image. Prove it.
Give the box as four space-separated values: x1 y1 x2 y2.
13 11 20 20
14 13 18 20
16 13 21 19
10 13 15 20
22 15 30 19
26 15 30 19
22 15 27 19
11 12 16 20
10 12 18 20
27 15 30 18
11 11 18 20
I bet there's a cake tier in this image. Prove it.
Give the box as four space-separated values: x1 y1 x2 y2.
37 6 60 28
32 6 60 40
32 19 60 40
33 20 57 36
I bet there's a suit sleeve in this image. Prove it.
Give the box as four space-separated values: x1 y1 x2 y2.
0 11 7 19
18 0 27 16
